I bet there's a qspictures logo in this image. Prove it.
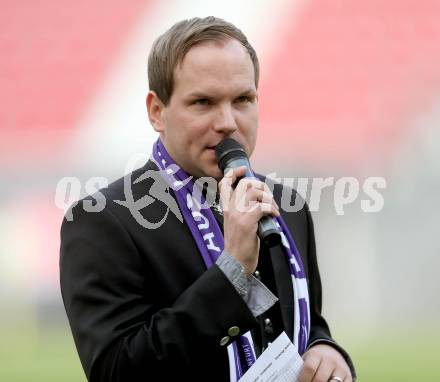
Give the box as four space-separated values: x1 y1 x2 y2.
55 156 386 229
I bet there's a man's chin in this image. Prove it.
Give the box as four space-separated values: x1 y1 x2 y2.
199 167 223 182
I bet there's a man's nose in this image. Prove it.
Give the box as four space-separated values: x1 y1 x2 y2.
213 104 238 134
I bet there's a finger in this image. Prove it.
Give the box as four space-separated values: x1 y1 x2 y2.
221 171 276 215
329 369 353 382
218 169 238 211
227 166 247 184
244 180 278 212
298 353 321 382
251 196 279 217
221 172 269 202
219 166 246 189
252 202 280 217
218 166 247 210
235 190 276 215
235 178 269 193
330 370 351 382
233 179 273 203
311 361 335 382
261 190 279 213
238 188 275 209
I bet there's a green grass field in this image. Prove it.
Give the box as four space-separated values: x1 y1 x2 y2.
1 325 438 381
0 327 86 382
338 327 440 382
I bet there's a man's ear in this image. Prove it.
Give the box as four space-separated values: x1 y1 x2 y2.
146 91 166 133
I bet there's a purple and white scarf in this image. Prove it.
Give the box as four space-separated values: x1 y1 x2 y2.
151 139 310 381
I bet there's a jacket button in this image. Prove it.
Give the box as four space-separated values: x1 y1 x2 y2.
228 326 240 337
264 318 273 334
219 336 230 346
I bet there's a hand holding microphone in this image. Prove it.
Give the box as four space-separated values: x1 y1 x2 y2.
215 138 282 274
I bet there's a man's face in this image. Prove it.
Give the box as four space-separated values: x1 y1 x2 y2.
153 39 259 180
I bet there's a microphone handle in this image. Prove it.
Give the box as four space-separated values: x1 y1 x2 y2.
224 159 281 248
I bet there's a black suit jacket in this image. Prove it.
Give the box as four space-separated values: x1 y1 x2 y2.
60 160 355 381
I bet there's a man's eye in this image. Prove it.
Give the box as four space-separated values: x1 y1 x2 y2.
194 99 209 106
236 96 250 103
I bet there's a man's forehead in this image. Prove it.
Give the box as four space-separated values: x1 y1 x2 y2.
178 38 243 66
173 39 255 93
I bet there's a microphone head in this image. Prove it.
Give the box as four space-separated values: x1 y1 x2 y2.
215 138 247 172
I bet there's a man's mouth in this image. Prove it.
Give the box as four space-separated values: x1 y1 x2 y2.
206 146 218 162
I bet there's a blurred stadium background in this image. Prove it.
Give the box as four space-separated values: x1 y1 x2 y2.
1 0 439 380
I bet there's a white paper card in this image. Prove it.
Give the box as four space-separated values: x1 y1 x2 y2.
238 332 303 382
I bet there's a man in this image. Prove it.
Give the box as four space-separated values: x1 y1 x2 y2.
60 17 356 382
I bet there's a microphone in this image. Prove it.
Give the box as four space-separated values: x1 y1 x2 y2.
215 138 282 248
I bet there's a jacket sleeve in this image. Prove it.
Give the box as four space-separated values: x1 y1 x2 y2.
59 201 258 381
303 202 357 380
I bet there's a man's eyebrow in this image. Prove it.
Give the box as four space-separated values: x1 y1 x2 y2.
238 88 257 96
186 88 257 98
186 92 212 99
